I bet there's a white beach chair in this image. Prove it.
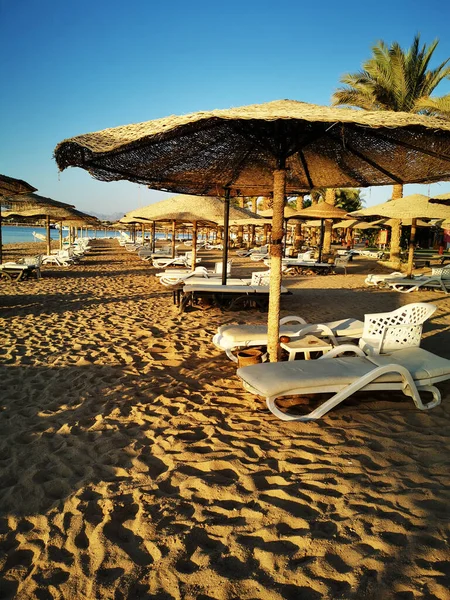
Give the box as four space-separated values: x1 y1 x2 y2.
365 272 404 287
237 346 449 421
152 253 201 269
385 266 450 294
236 245 268 258
213 315 364 362
213 302 435 362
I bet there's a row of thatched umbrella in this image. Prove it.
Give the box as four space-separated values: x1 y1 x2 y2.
0 177 100 256
54 99 450 361
351 194 450 276
0 175 38 262
125 194 267 281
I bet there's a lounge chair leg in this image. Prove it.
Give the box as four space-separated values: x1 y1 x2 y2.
403 384 441 410
265 363 422 421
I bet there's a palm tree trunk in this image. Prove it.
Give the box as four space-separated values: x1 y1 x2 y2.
389 184 404 267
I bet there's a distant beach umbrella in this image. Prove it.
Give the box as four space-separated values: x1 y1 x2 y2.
126 194 263 269
0 174 37 197
55 99 450 361
4 203 97 255
351 194 450 275
430 192 450 205
0 175 38 262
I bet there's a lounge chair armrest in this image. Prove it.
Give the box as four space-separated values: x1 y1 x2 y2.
319 344 365 359
279 316 307 325
293 323 337 344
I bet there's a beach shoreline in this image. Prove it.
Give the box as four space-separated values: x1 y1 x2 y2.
1 239 449 600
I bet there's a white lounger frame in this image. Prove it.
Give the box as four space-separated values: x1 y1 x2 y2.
242 346 443 422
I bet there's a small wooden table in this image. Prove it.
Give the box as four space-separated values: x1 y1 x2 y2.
280 334 333 361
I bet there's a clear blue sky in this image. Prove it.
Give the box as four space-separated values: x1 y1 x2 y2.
2 0 450 218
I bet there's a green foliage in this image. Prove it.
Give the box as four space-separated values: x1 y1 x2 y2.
332 34 450 118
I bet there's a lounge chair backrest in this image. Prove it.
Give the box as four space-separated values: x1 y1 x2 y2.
251 271 270 286
298 250 313 261
431 266 450 279
359 302 437 355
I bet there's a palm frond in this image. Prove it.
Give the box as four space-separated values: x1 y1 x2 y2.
414 94 450 118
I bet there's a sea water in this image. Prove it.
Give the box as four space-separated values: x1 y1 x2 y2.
1 226 193 245
1 226 117 245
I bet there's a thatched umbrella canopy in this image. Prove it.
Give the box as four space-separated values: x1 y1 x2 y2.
4 205 97 254
54 99 450 361
0 175 37 197
258 206 299 218
351 194 450 276
353 222 381 230
333 219 360 229
1 192 75 259
430 192 450 205
0 176 38 262
127 194 263 268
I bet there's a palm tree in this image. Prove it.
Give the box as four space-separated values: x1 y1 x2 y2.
332 35 450 117
332 35 450 264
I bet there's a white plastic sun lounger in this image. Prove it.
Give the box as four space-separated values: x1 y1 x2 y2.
213 316 364 361
385 266 450 294
237 346 449 421
180 282 289 312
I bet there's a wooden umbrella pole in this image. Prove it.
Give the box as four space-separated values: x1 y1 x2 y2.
221 188 231 285
192 221 198 271
267 168 286 362
171 220 176 257
318 219 324 262
407 218 417 278
59 222 63 249
151 221 156 252
46 215 51 255
0 204 3 263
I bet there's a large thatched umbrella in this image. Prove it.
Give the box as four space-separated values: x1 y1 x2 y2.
126 194 263 274
54 99 450 361
351 194 450 276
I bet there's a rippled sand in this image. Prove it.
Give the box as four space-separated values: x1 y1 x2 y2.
1 239 449 599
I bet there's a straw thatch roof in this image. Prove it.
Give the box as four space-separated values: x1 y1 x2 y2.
229 218 269 226
1 192 75 211
0 174 37 196
290 202 348 220
258 206 299 218
54 100 450 196
4 205 98 224
126 195 263 225
119 215 151 224
351 194 450 220
332 219 360 228
430 193 450 205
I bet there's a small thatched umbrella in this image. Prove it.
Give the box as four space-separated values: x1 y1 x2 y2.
4 204 95 255
54 100 450 361
430 192 450 205
0 175 38 262
126 195 263 275
290 203 348 262
0 175 37 197
351 194 450 276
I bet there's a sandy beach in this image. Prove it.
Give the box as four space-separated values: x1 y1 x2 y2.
1 239 449 600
